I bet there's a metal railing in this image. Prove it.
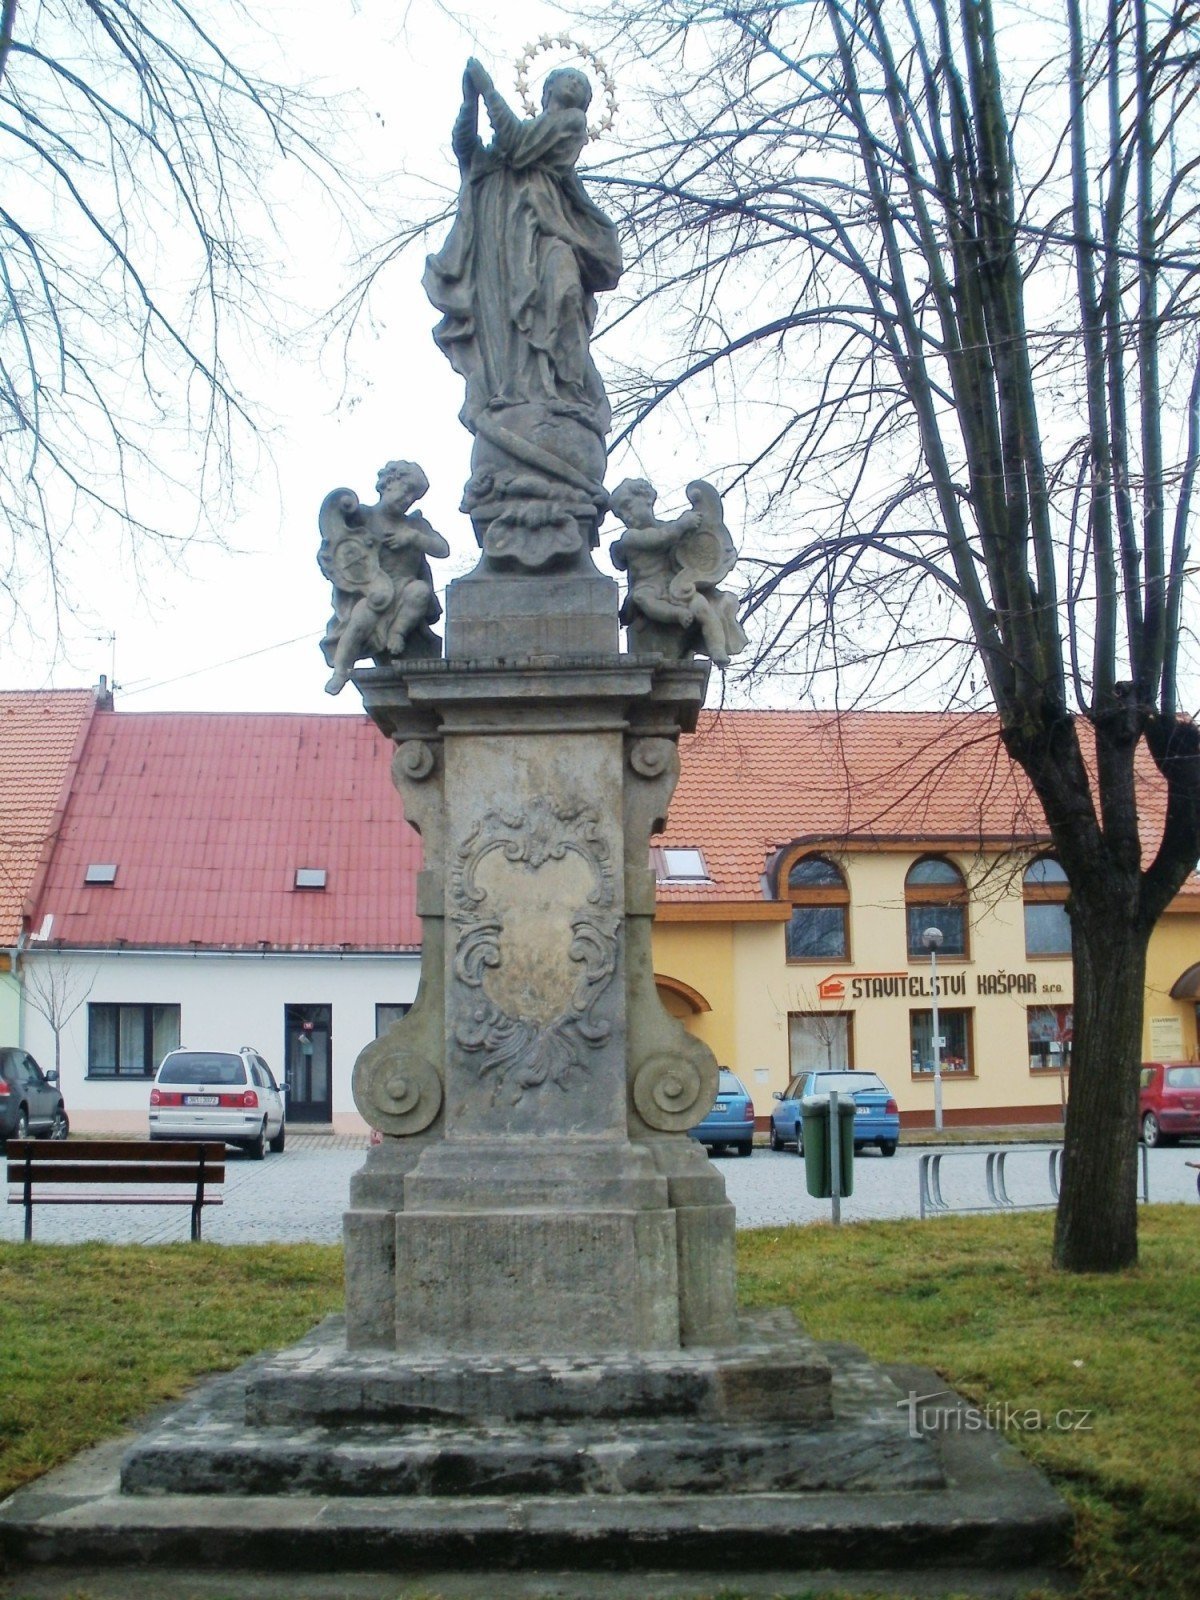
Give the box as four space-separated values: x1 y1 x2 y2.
918 1143 1149 1219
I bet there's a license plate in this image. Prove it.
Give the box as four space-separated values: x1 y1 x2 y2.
855 1105 870 1116
710 1104 728 1115
184 1095 219 1106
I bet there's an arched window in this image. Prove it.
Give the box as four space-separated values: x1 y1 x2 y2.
905 856 968 958
1023 856 1071 956
785 854 849 961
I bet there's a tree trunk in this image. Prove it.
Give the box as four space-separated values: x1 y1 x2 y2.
1004 710 1153 1274
1052 884 1146 1272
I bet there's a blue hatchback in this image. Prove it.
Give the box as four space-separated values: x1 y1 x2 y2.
688 1068 756 1158
769 1069 899 1157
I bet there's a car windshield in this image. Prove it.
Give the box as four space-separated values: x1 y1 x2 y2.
814 1073 887 1096
157 1053 247 1086
1166 1066 1200 1089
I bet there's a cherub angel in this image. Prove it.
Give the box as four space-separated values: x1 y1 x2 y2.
609 478 747 667
318 461 450 694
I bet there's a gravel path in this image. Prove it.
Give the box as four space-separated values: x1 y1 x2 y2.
3 1135 1196 1245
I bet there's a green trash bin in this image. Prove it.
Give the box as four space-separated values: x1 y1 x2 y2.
801 1094 856 1199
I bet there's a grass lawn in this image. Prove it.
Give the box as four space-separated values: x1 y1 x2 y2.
0 1210 1196 1599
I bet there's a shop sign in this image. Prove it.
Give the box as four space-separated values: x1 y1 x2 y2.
818 969 1048 1002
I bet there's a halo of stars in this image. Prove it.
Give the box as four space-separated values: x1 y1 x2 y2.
515 35 618 141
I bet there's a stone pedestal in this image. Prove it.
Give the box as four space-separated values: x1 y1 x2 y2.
346 580 739 1354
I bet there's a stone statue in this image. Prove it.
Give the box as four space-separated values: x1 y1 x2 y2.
318 460 450 694
609 478 748 667
423 57 622 572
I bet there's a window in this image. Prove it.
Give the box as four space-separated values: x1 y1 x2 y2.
650 847 710 884
83 863 117 884
785 854 849 961
375 1003 411 1036
910 1008 973 1075
789 1012 853 1073
1023 856 1071 956
1028 1005 1073 1072
905 857 968 958
88 1003 180 1078
294 867 327 890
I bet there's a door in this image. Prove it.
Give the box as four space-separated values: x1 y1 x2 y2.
283 1005 332 1125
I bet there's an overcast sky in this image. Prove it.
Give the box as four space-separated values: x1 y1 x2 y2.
10 0 654 717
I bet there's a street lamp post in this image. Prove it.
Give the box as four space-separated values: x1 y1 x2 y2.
922 926 945 1132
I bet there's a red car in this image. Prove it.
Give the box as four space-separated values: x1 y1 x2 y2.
1139 1062 1200 1147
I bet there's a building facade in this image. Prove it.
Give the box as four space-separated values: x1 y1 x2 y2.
649 712 1200 1127
7 700 1197 1133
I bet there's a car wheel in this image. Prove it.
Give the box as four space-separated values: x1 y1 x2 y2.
769 1125 783 1152
15 1108 29 1141
269 1121 286 1154
879 1140 897 1157
245 1121 267 1160
1141 1112 1161 1148
738 1141 753 1157
795 1134 804 1157
50 1105 69 1140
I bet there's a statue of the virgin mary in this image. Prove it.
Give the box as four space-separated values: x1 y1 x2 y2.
423 57 622 571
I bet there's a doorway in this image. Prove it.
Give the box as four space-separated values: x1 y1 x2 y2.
284 1004 332 1124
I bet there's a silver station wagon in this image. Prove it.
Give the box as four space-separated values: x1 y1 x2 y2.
149 1047 286 1159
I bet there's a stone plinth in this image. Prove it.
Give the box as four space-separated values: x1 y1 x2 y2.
345 642 740 1358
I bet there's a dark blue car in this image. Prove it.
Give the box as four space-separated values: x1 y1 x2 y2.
770 1069 899 1157
688 1068 756 1157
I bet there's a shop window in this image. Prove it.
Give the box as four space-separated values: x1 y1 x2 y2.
789 1012 853 1073
1028 1005 1073 1072
1024 856 1071 957
375 1002 411 1036
88 1002 180 1078
910 1008 973 1076
785 854 849 961
905 857 968 958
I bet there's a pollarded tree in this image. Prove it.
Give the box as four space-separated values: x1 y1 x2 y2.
577 0 1200 1269
0 0 351 638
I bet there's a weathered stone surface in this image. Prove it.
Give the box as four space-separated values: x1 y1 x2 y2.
116 1318 932 1500
340 652 736 1356
444 561 619 661
243 1311 830 1429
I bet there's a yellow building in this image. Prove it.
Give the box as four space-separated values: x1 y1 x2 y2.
651 712 1200 1127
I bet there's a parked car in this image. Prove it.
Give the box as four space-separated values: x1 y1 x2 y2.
0 1047 69 1142
1139 1061 1200 1147
149 1047 285 1159
688 1068 756 1157
770 1069 900 1157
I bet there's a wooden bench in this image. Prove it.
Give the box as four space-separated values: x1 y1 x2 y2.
5 1141 225 1241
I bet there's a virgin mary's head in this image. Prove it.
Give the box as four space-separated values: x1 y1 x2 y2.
542 68 592 113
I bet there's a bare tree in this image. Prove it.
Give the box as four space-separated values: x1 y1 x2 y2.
22 954 95 1083
568 0 1200 1269
0 0 353 638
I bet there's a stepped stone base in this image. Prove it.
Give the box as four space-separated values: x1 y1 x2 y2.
119 1313 936 1500
0 1350 1068 1587
0 1323 1072 1589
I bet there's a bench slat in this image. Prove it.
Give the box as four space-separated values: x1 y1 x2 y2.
6 1138 226 1241
6 1140 225 1163
7 1163 226 1186
8 1194 224 1208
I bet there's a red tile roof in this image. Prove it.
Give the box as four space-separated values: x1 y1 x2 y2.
34 712 421 951
27 704 1198 947
660 709 1191 906
0 690 97 944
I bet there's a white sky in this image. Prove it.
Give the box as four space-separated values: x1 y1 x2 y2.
10 0 651 716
